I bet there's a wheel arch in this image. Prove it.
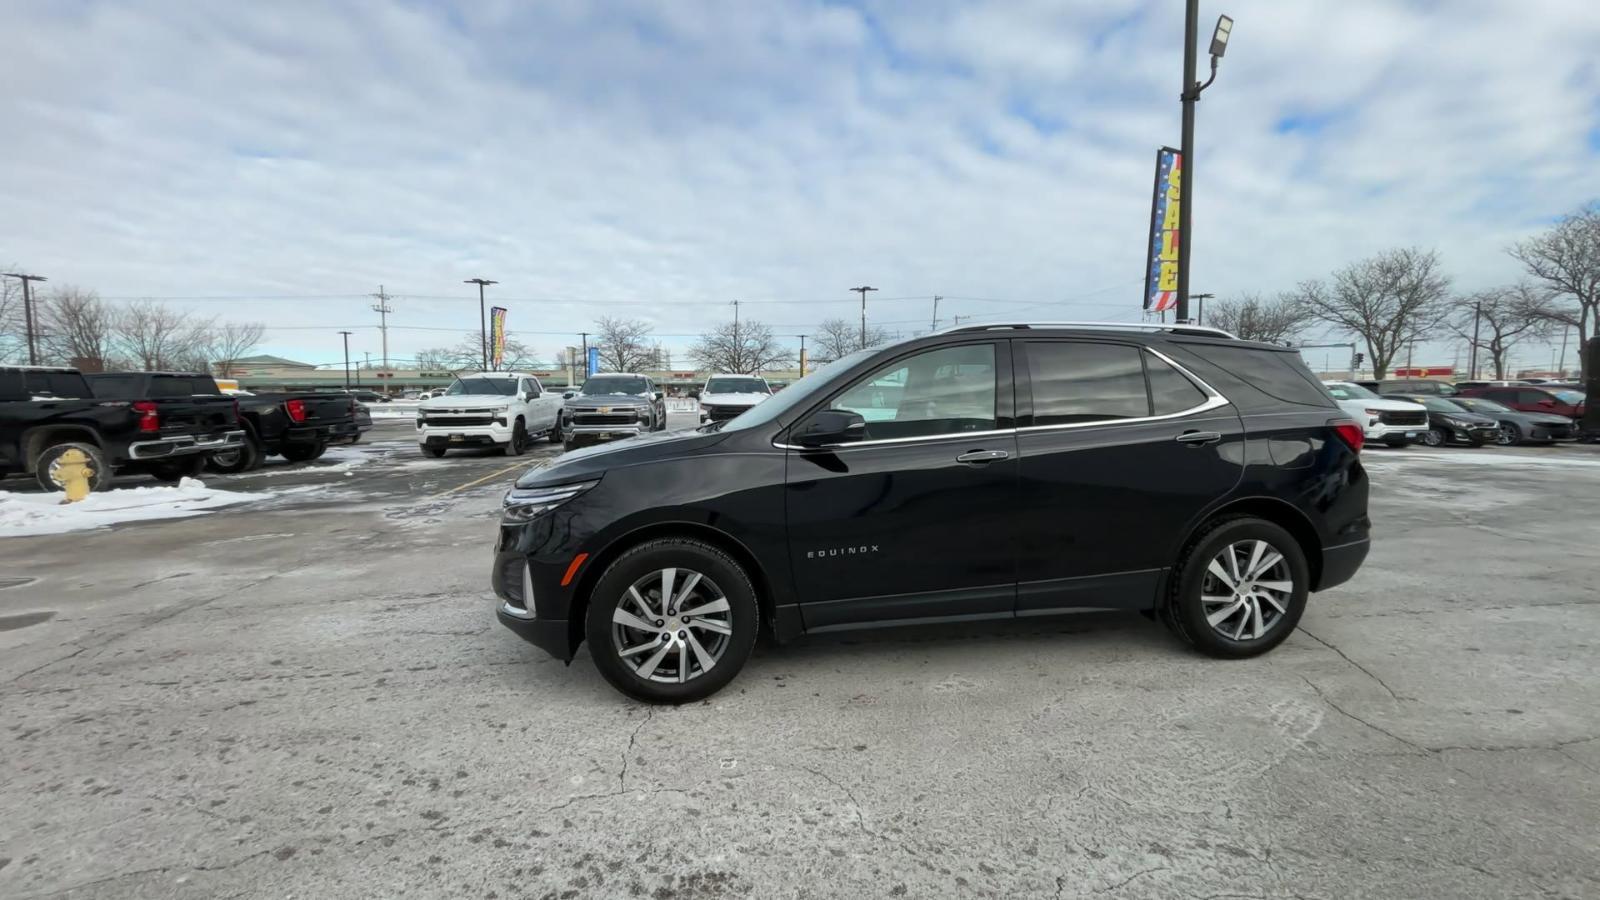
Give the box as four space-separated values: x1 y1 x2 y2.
566 520 777 656
1173 496 1325 593
23 426 104 472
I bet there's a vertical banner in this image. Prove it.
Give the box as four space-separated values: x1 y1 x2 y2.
587 346 600 376
489 306 507 369
1144 147 1182 313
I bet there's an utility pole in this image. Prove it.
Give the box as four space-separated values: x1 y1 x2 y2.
1557 325 1571 378
1468 298 1482 379
1190 292 1214 326
464 278 497 372
338 331 353 388
3 273 47 365
1176 7 1233 323
370 286 393 372
580 331 590 377
361 351 371 386
850 285 877 348
931 295 942 332
797 334 808 377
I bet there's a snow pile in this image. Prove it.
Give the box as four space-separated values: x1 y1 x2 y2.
0 478 275 537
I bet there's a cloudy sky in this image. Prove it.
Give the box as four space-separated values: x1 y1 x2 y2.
4 0 1599 371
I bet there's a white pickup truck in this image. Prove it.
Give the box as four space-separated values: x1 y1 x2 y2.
416 372 561 457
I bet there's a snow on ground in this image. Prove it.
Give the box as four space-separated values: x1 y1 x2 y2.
0 478 276 537
1363 449 1600 468
244 444 388 477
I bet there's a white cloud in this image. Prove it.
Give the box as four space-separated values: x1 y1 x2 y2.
1 0 1597 369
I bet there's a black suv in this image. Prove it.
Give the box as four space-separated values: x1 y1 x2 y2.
492 323 1371 703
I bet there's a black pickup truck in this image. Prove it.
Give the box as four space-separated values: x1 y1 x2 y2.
206 389 360 473
2 366 245 492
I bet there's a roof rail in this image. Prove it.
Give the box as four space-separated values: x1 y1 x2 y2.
935 321 1238 339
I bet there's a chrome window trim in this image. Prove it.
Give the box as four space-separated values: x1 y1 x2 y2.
774 426 1018 452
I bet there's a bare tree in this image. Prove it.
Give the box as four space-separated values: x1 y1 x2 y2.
1447 284 1554 380
594 317 656 372
204 321 266 377
810 317 890 364
37 286 119 369
115 300 214 371
1290 247 1451 379
690 320 794 373
499 336 540 370
1509 205 1600 382
1205 293 1308 345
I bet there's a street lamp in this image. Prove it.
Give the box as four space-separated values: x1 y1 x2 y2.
850 286 877 348
464 278 497 371
1175 6 1234 324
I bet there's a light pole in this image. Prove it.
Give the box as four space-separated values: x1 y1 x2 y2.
797 334 808 377
1190 292 1214 326
338 331 353 389
464 278 497 372
3 272 47 365
850 286 877 348
1175 7 1233 324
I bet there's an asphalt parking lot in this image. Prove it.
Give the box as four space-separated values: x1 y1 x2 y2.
3 426 1599 899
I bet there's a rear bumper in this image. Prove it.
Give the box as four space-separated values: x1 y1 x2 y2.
286 422 360 446
1317 538 1370 592
128 430 245 460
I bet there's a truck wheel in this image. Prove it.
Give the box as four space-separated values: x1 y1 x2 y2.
280 441 327 463
506 419 527 456
207 430 262 474
549 421 564 444
148 454 207 483
421 444 447 458
34 442 111 493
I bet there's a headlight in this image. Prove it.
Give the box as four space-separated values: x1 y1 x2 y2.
502 480 599 523
637 408 651 421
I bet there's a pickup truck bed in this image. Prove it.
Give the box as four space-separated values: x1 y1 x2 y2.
209 391 360 472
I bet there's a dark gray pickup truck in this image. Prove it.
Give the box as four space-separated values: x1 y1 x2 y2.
2 366 245 491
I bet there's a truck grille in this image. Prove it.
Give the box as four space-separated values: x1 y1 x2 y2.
426 416 496 427
705 405 748 421
574 412 638 426
1379 411 1426 427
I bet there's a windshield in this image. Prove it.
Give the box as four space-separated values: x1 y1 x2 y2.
719 350 876 432
445 378 517 396
581 376 648 395
1455 397 1510 413
1418 397 1468 413
705 377 769 395
1324 382 1378 400
1552 390 1584 403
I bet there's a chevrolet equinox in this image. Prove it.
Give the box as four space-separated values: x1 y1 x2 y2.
492 323 1371 703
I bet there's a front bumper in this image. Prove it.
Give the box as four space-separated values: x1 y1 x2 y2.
1528 422 1578 441
128 429 246 460
1363 420 1421 441
568 423 643 438
700 405 753 422
491 544 579 661
1446 423 1500 443
418 422 513 446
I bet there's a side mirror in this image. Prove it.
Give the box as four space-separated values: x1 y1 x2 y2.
654 391 664 401
563 391 576 400
795 410 866 448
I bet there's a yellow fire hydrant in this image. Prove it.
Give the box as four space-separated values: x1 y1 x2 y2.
56 448 95 504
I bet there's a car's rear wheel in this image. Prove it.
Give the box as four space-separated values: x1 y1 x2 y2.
1496 423 1521 446
585 538 759 703
280 441 327 463
1161 517 1308 659
207 429 262 474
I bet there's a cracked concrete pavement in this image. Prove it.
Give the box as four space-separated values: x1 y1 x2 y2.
2 432 1599 899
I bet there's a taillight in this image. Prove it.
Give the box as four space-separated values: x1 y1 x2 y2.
285 398 307 423
133 400 160 433
1331 418 1364 453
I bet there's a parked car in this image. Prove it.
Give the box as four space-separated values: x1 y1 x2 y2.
343 389 391 403
203 389 360 473
352 401 373 441
1449 396 1578 445
4 366 245 492
557 373 667 452
416 372 561 457
1321 381 1429 448
697 374 772 424
1456 384 1587 423
1453 379 1529 390
492 322 1370 703
1374 379 1458 397
1386 394 1500 447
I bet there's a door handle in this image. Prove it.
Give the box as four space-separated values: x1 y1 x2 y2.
1175 431 1222 446
956 449 1010 464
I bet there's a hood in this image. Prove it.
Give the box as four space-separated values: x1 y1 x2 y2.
1436 410 1498 426
419 394 513 410
564 393 650 408
1344 397 1426 412
517 427 727 487
700 392 770 406
1519 411 1579 425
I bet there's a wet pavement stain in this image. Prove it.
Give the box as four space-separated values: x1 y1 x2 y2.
0 610 56 632
0 576 39 590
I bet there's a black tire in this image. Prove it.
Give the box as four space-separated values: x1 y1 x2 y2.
280 441 327 463
148 454 207 483
1420 427 1446 447
1160 516 1309 660
584 538 760 704
1382 436 1409 448
207 428 262 474
506 419 527 457
1495 423 1521 446
421 444 447 458
34 442 111 493
563 438 580 453
549 420 564 444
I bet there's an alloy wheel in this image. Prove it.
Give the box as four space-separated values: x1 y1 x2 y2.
1199 540 1294 642
211 448 241 467
1496 424 1517 446
610 567 733 684
1422 429 1444 447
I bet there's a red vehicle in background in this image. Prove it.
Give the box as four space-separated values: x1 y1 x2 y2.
1456 384 1586 421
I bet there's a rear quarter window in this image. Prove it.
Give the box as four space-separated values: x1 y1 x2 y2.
88 374 141 398
149 375 222 397
1172 344 1335 411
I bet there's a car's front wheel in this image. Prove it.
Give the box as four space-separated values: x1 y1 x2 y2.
1161 517 1308 659
420 444 446 458
1496 423 1521 446
1420 427 1446 447
584 538 759 703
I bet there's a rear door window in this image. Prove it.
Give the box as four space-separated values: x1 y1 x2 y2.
1025 342 1148 425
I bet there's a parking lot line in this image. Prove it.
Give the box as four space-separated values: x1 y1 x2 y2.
435 460 544 497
